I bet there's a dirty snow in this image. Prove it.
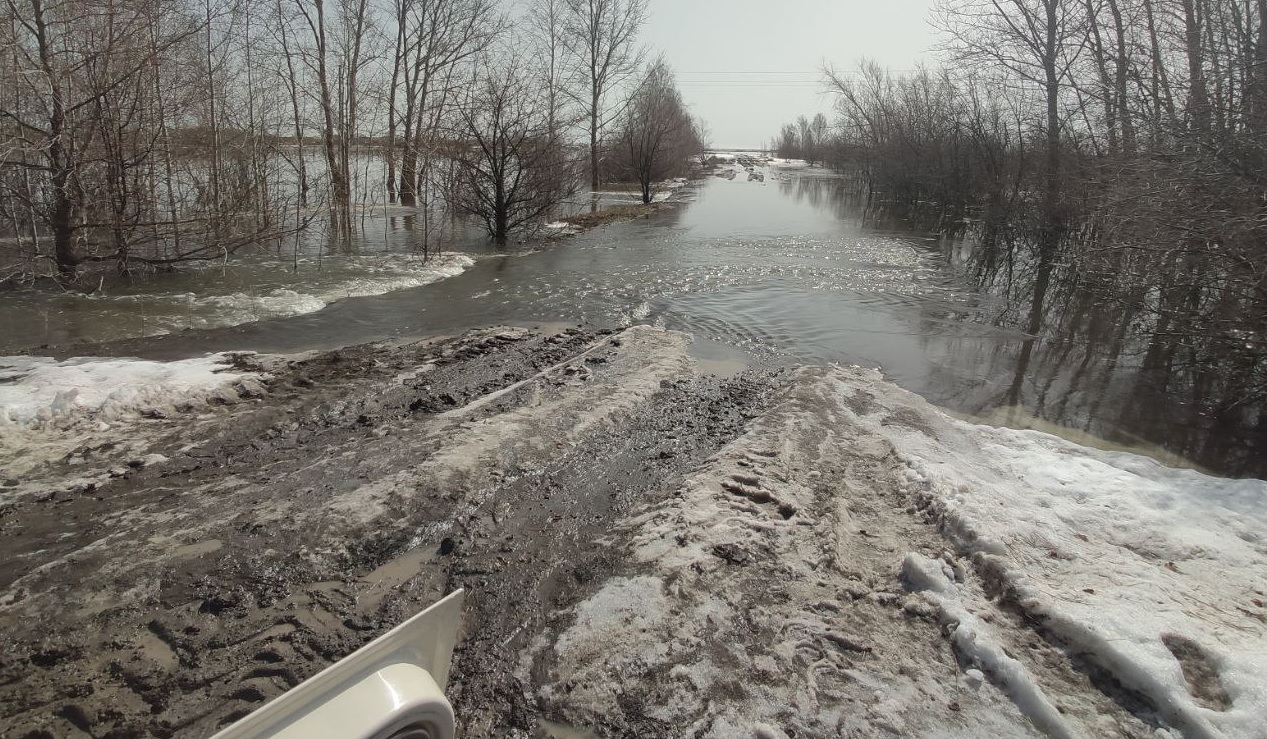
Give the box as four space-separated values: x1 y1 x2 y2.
325 326 694 526
0 353 273 493
858 373 1267 739
533 365 1052 738
0 354 268 427
902 552 1084 739
534 365 1267 738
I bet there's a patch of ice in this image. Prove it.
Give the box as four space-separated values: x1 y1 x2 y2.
75 253 474 339
766 158 809 169
544 221 582 236
189 289 327 324
903 553 1084 739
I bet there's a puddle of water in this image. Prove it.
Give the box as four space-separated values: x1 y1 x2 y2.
135 630 181 670
539 719 601 739
172 539 223 558
363 544 435 585
355 545 438 610
688 334 752 377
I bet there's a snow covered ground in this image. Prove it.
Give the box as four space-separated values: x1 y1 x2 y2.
882 380 1267 739
0 352 276 500
528 365 1267 738
0 354 269 428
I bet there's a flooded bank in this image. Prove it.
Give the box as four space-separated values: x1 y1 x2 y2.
2 158 1261 477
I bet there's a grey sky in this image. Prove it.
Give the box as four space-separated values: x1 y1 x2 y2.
643 1 937 149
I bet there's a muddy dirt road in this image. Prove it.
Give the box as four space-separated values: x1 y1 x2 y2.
0 326 1199 739
0 326 775 738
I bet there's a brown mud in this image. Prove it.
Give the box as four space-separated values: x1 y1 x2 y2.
553 202 671 233
0 326 776 738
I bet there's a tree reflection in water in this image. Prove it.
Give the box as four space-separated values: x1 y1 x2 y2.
781 174 1263 478
953 218 1262 478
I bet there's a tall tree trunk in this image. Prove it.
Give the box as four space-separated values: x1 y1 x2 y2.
386 1 406 202
29 0 78 273
1143 0 1177 136
1106 0 1135 152
306 0 350 239
1183 0 1211 134
1249 0 1267 133
1084 0 1119 154
1042 0 1063 232
150 19 181 260
204 0 222 217
590 88 600 192
277 0 309 206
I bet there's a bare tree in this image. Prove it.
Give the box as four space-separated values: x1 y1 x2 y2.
561 0 647 192
526 0 571 139
450 55 576 240
773 123 799 158
613 59 700 203
936 0 1089 227
288 0 375 241
393 0 500 207
0 0 205 274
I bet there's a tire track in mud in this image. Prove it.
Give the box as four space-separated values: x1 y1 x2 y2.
527 366 1162 739
0 325 776 738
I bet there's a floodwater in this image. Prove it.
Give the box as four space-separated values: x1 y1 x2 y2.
2 159 1261 478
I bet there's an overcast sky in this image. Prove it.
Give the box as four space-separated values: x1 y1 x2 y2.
642 1 938 149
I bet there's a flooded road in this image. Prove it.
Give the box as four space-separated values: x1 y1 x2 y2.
6 165 998 397
2 158 1260 476
3 160 1265 737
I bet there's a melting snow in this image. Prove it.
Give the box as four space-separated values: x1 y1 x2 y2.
0 354 267 427
0 353 273 495
869 379 1267 739
535 365 1267 738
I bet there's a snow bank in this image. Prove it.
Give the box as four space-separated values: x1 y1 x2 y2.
544 221 581 236
0 353 268 427
766 158 809 169
839 368 1267 739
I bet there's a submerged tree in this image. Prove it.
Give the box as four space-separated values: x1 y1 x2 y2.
784 0 1267 472
390 0 501 208
612 59 701 203
0 0 309 277
449 56 577 240
0 0 339 279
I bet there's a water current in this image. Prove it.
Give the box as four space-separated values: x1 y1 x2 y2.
2 158 1260 477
